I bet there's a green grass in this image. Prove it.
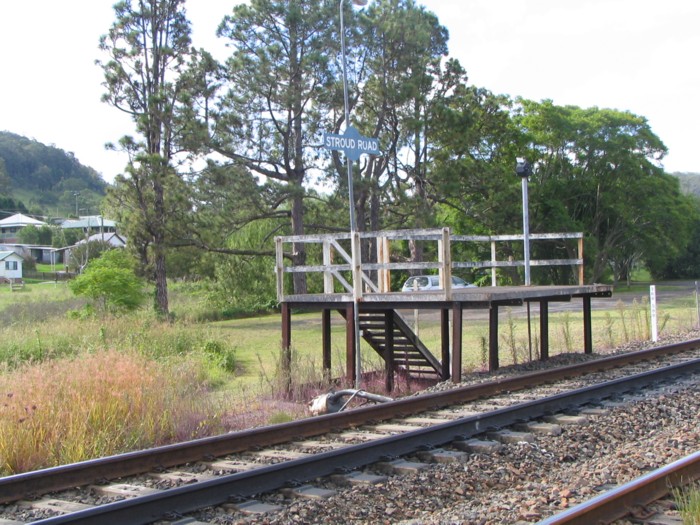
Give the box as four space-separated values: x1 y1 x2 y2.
673 483 700 524
1 279 700 474
0 349 229 475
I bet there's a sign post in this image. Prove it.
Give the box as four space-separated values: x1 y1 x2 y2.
323 126 380 388
324 126 381 160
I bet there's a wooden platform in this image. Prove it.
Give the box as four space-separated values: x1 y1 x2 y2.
281 284 613 389
275 228 612 390
282 284 611 307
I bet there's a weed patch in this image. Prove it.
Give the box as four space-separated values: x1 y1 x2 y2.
0 350 229 475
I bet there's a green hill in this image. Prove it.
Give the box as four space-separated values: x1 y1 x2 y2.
0 131 108 217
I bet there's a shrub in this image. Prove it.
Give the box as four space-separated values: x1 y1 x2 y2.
69 250 146 313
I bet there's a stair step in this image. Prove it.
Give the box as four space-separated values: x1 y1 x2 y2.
338 308 441 377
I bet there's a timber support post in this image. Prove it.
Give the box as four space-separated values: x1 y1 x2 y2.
539 300 549 361
583 295 593 354
345 303 357 381
451 303 463 382
441 309 450 381
322 309 332 381
489 304 499 371
281 302 292 396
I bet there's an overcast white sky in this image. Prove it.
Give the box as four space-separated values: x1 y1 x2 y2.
0 0 698 183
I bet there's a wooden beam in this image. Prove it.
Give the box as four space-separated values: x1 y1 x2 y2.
322 309 332 380
451 303 463 382
441 309 450 381
281 302 292 395
539 300 549 361
345 303 356 381
489 304 499 371
583 295 593 354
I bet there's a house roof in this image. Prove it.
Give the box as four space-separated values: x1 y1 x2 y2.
0 213 47 227
0 251 22 261
60 216 117 229
75 232 127 247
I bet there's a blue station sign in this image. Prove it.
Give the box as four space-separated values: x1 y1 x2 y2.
323 126 380 161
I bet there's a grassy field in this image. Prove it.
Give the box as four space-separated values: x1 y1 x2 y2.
0 279 698 475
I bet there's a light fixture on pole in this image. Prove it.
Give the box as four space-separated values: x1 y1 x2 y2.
516 158 532 285
339 0 367 388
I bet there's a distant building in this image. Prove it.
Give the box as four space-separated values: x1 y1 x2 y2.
0 213 47 243
61 232 128 271
60 216 117 235
0 244 60 265
0 251 23 280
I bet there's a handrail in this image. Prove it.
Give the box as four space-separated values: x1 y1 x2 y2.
275 228 584 301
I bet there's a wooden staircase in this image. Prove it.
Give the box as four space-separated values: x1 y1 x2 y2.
341 309 443 379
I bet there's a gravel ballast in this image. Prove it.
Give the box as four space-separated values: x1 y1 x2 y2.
202 333 700 525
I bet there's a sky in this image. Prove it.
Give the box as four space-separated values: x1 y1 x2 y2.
0 0 698 184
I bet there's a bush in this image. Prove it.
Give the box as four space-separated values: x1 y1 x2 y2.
69 250 146 313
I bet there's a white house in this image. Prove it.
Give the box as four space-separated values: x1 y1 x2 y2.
0 251 23 280
75 232 127 248
0 213 47 243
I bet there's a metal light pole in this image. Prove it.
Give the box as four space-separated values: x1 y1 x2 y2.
516 158 532 286
73 191 80 218
340 0 367 388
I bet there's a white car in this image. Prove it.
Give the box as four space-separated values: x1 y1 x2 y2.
401 275 477 292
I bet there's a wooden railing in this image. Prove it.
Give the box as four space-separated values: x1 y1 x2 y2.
275 228 584 301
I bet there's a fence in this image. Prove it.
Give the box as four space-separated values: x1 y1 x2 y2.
23 270 76 282
275 228 583 301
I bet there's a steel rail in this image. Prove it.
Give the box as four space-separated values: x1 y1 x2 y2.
30 357 700 525
537 450 700 525
1 338 699 505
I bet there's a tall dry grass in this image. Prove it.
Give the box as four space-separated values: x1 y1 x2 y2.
0 349 227 475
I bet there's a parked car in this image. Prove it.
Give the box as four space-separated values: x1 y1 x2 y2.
401 275 477 292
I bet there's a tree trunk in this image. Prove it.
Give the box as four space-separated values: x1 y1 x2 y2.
152 173 170 316
153 243 169 316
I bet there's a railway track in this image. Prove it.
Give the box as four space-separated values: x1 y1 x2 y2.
2 338 700 524
539 450 700 524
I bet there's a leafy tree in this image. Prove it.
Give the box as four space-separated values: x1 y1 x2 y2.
207 219 280 315
99 0 196 316
516 100 697 283
69 249 146 313
66 240 115 273
17 224 53 245
660 210 700 279
52 227 83 249
209 0 344 294
343 0 452 266
0 157 11 194
0 196 28 219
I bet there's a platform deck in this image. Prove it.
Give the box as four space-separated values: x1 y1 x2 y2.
281 284 612 308
280 284 613 389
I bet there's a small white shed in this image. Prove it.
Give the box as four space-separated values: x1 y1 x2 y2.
0 251 23 280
